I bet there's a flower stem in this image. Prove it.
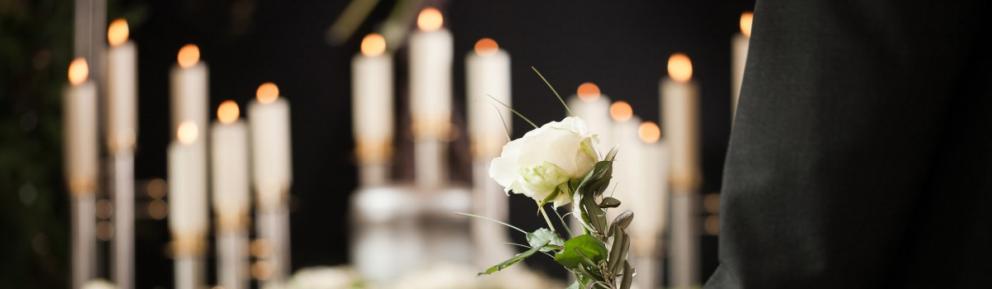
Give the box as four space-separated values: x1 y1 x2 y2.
538 205 557 232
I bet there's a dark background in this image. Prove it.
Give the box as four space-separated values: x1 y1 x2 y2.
1 0 755 288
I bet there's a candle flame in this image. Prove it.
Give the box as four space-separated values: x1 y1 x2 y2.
107 19 130 47
217 100 240 124
609 101 633 122
740 12 753 37
68 58 89 85
417 7 444 32
177 44 200 69
667 53 693 82
360 33 386 57
639 121 661 143
256 82 280 104
474 38 499 56
576 82 601 102
177 121 199 144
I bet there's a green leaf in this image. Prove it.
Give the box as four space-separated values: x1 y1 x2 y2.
554 234 608 269
527 228 564 252
479 243 545 275
566 282 580 289
619 261 634 289
599 197 621 208
612 211 634 231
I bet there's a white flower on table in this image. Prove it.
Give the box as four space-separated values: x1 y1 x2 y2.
489 116 599 207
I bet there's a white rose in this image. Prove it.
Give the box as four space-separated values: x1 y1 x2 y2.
489 117 600 207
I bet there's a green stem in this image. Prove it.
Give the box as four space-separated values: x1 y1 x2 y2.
538 205 557 232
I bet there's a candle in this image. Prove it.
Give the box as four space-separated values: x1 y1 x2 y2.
409 7 453 188
64 57 98 289
466 37 515 267
105 18 137 289
249 82 293 209
211 100 250 289
168 121 208 289
249 82 293 285
466 37 511 158
608 100 637 212
731 11 753 118
65 58 99 198
661 52 700 289
352 33 394 186
170 44 209 135
635 121 668 236
568 83 613 153
105 18 137 152
168 121 209 239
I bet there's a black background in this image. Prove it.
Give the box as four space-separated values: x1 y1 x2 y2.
121 0 756 288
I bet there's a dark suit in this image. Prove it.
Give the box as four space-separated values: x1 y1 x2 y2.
706 0 991 288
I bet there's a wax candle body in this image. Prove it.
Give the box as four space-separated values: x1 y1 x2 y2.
661 78 701 189
249 98 293 209
352 52 394 165
466 47 511 157
106 41 137 151
409 28 453 138
211 121 250 223
610 116 642 216
64 81 99 191
168 141 208 237
569 95 613 153
171 63 209 135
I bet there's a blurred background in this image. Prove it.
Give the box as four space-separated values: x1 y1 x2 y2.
0 0 754 288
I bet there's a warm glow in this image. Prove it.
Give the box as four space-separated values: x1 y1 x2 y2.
474 38 499 55
68 58 89 85
417 7 444 32
639 121 661 143
740 12 754 37
176 121 199 144
576 82 601 102
217 100 240 124
256 82 280 104
177 44 200 69
107 19 130 47
667 53 693 82
360 33 386 57
609 101 633 122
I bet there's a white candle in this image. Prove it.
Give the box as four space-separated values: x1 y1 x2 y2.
64 58 98 289
249 82 293 209
105 19 137 152
64 58 99 194
661 52 700 289
168 122 209 238
211 100 250 289
170 44 209 136
211 100 250 225
731 12 753 118
352 33 394 186
409 7 453 188
608 100 638 215
635 121 668 236
467 37 512 158
568 83 613 153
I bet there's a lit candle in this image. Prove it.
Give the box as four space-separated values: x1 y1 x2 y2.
105 18 137 289
211 100 250 289
248 82 293 285
568 83 613 153
105 18 137 152
409 7 453 188
352 33 394 186
661 52 700 289
631 121 668 289
466 37 511 158
731 11 753 118
64 57 98 289
167 121 208 289
466 37 515 268
608 100 638 210
170 44 209 136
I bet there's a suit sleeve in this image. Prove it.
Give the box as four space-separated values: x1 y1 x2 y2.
705 0 980 288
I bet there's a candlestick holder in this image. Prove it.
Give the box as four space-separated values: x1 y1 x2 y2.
414 138 446 189
217 214 249 289
470 160 517 269
632 235 664 289
670 188 698 289
350 185 423 285
257 199 291 288
111 151 134 289
172 233 205 289
71 189 97 289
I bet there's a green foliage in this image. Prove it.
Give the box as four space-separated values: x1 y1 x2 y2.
553 234 607 269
